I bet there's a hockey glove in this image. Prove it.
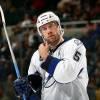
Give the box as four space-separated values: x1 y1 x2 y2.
13 77 31 98
28 72 42 98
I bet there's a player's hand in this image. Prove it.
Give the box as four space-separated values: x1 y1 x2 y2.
13 77 31 98
38 41 49 60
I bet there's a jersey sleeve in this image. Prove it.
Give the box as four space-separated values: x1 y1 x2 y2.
41 38 87 83
28 50 45 77
28 51 38 75
54 38 87 83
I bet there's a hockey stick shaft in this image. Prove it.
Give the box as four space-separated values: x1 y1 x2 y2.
0 6 26 100
0 5 20 79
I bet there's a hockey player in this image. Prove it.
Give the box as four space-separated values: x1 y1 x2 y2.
13 11 89 100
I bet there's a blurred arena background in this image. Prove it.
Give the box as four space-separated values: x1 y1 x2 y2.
0 0 100 100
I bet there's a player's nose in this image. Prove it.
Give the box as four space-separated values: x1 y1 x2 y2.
47 27 51 32
46 28 52 35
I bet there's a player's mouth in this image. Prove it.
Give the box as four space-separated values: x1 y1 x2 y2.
48 35 55 39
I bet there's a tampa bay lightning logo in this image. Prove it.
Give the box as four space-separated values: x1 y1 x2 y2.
49 15 52 18
74 39 82 46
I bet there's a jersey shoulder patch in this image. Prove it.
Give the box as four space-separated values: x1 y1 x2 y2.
73 38 82 46
63 38 83 50
64 38 82 45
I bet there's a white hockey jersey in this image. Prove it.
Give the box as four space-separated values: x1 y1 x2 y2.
28 38 89 100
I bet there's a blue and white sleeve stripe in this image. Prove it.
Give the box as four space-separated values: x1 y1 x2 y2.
41 55 61 76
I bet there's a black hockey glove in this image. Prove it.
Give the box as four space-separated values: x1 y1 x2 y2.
13 72 42 99
28 72 42 98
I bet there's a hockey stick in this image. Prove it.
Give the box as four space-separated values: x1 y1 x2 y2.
0 6 26 100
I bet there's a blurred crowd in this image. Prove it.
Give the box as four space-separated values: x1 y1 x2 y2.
0 0 100 100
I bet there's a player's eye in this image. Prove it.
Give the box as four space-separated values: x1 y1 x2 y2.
40 27 47 32
40 21 58 32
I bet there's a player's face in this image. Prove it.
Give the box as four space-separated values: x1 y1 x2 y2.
40 21 61 46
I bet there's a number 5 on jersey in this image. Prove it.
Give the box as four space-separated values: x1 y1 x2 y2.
73 51 81 61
